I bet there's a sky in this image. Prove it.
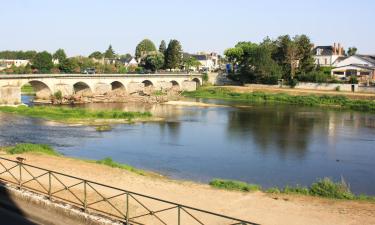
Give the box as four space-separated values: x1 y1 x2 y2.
1 0 375 56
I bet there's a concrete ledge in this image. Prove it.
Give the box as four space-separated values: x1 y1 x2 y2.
0 183 121 225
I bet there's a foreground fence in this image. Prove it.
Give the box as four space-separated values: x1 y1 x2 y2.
0 157 258 225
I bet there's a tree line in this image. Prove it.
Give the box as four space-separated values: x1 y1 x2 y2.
0 38 200 74
225 35 358 85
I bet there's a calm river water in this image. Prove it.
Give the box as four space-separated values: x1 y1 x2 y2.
0 95 374 195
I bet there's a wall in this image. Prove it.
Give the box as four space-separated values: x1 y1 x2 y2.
0 85 20 105
294 82 356 92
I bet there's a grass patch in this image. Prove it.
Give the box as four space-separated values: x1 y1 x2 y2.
21 84 35 94
0 106 152 122
4 143 60 156
183 87 375 112
209 179 261 192
95 125 112 132
95 157 146 176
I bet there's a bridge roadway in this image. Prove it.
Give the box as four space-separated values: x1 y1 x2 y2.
0 73 202 105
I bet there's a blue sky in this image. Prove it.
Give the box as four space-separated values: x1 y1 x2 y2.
1 0 374 56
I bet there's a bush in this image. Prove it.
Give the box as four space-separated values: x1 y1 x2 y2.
349 76 358 84
202 73 209 82
260 74 280 85
309 178 355 199
53 90 63 100
288 78 298 88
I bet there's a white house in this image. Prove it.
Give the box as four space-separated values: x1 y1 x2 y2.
313 43 345 67
0 59 30 71
190 52 220 71
331 55 375 83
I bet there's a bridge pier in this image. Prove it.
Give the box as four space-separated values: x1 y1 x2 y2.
0 85 21 105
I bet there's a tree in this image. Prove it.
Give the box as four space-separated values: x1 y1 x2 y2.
294 35 315 74
59 58 79 73
32 51 53 73
144 53 165 72
119 53 132 62
159 40 166 54
104 45 116 59
53 49 67 63
89 51 103 59
347 47 357 56
135 39 157 59
164 39 183 70
183 56 201 71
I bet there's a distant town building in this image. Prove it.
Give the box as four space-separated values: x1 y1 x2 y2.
0 59 30 70
120 57 138 67
189 52 221 72
313 43 345 67
331 55 375 83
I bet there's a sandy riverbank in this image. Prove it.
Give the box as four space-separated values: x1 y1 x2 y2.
0 153 374 225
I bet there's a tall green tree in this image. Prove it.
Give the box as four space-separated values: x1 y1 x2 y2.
183 56 201 71
52 49 67 62
104 45 116 59
347 47 357 56
135 39 156 59
59 58 79 73
143 53 165 72
32 51 53 73
159 40 166 54
164 39 183 70
89 51 103 59
294 35 315 74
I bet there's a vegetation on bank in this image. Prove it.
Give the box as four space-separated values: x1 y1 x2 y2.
183 87 375 112
95 125 113 132
21 84 35 94
0 106 152 122
95 157 146 176
4 143 60 156
209 178 375 201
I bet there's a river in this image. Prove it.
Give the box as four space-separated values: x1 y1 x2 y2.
0 95 374 195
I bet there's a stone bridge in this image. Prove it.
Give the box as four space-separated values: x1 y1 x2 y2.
0 74 202 105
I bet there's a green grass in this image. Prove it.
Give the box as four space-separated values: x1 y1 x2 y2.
95 157 146 176
183 87 375 112
210 178 375 201
21 84 35 94
95 125 112 132
0 106 152 122
4 143 60 156
209 179 261 192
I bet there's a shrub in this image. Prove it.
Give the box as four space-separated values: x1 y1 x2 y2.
288 78 298 88
309 178 355 199
202 73 209 82
349 76 358 84
53 90 63 100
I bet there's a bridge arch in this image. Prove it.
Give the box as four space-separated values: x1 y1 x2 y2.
192 78 201 87
142 80 154 93
111 81 126 91
73 82 93 97
170 80 180 91
25 80 52 100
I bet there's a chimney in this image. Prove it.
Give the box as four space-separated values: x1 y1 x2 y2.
338 43 342 55
333 43 337 55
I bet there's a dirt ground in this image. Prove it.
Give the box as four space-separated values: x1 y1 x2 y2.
0 153 374 225
220 86 375 100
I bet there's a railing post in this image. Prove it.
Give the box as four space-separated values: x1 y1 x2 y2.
177 205 181 225
18 162 22 189
126 192 129 225
48 171 52 199
83 180 87 212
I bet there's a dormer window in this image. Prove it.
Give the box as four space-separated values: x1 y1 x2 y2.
317 48 322 56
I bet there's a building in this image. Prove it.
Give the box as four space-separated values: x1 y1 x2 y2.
119 57 138 67
190 52 220 72
331 55 375 84
313 43 345 67
0 59 30 71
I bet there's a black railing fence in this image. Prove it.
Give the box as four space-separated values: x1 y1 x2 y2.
0 157 258 225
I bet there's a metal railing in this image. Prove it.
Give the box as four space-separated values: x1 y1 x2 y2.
0 157 258 225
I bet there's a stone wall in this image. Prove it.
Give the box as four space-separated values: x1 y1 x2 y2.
0 85 20 105
127 82 144 93
294 82 355 92
181 81 197 91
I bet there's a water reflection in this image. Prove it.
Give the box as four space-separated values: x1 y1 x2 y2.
227 106 317 158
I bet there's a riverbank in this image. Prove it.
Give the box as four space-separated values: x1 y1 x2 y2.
183 86 375 112
0 145 374 225
0 105 159 125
